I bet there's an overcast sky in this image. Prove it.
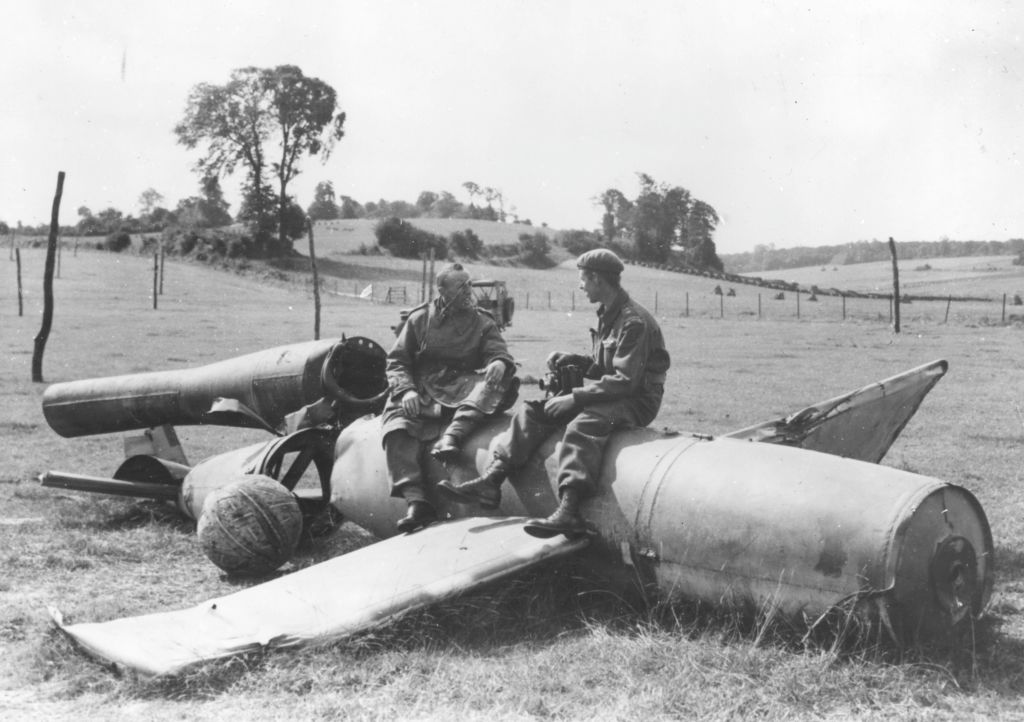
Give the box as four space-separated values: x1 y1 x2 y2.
3 0 1022 254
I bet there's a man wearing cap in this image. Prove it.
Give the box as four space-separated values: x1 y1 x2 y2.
383 263 517 533
439 249 670 537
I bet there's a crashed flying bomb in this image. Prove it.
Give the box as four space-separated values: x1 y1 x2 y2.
38 339 992 676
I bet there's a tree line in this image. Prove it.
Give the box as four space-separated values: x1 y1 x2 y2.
593 173 723 271
3 63 726 273
723 238 1024 273
306 181 527 225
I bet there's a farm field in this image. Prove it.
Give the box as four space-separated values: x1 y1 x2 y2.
2 247 1024 719
309 217 556 255
747 254 1024 300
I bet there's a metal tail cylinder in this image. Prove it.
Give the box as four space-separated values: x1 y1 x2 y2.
42 339 339 437
597 433 993 642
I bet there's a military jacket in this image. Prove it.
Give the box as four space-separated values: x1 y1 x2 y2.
385 299 514 413
571 290 670 409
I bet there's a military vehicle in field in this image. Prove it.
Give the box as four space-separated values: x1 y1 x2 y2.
469 279 514 329
393 279 515 336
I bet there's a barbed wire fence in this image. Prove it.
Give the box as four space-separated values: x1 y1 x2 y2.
8 239 1024 328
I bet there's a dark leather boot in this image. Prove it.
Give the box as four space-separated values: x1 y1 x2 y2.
436 465 506 510
430 434 462 465
396 500 437 533
523 489 588 538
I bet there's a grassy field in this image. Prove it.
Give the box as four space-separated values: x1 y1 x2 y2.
2 246 1024 719
309 217 557 254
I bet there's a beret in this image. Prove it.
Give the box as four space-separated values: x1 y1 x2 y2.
576 248 624 274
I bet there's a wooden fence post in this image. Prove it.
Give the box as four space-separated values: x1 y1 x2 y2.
1002 293 1007 324
32 171 65 383
944 295 951 324
758 293 762 320
306 218 321 340
420 255 427 302
685 292 689 317
842 295 846 320
796 289 801 320
888 237 901 333
152 253 158 310
427 249 436 302
16 248 23 316
159 244 165 295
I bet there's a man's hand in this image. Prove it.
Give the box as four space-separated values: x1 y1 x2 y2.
400 390 421 418
545 351 565 371
483 359 506 386
543 393 578 420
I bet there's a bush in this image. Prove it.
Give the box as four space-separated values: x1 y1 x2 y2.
375 217 448 259
558 229 603 256
103 231 132 252
450 229 484 259
517 232 552 267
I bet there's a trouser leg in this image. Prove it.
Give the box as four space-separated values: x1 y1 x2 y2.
443 405 485 444
492 400 559 470
384 429 426 501
555 407 618 498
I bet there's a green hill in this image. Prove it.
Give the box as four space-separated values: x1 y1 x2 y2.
312 218 558 255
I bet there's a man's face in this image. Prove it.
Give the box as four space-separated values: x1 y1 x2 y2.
438 274 472 309
579 270 600 303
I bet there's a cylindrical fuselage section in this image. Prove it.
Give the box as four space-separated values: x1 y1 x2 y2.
330 415 992 640
42 340 337 437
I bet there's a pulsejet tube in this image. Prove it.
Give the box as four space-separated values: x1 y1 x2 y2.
41 337 388 437
39 337 389 517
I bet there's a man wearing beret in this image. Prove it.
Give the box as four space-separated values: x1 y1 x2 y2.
439 248 670 537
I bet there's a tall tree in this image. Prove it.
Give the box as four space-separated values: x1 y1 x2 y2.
594 174 720 269
416 191 438 214
175 67 272 237
308 180 340 220
176 175 232 228
429 191 460 218
339 195 364 219
593 188 632 243
137 188 165 216
264 65 346 249
462 181 480 207
175 65 345 255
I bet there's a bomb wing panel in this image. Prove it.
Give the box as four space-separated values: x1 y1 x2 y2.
49 517 588 677
725 359 947 463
